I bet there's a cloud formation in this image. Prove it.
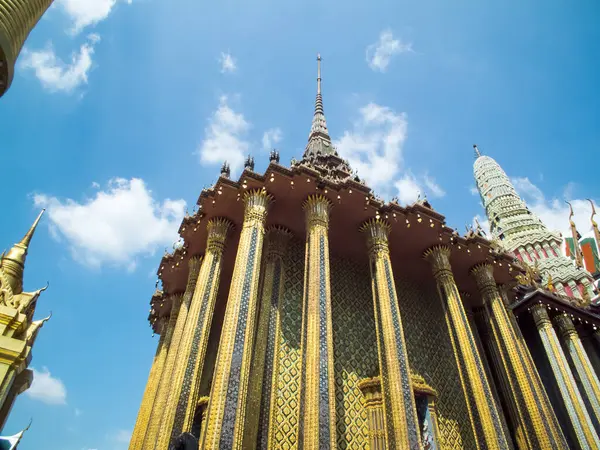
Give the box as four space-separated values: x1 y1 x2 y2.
262 128 282 150
34 178 186 270
57 0 132 34
19 34 99 93
366 29 413 72
198 96 250 174
335 102 444 204
26 367 67 405
219 52 237 73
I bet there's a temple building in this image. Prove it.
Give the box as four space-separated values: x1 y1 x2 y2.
130 56 600 450
0 0 55 97
0 210 50 430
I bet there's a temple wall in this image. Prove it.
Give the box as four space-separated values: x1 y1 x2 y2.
396 278 477 450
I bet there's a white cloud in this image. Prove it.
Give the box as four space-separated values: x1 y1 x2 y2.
19 35 98 93
262 128 282 150
33 178 186 269
198 96 250 175
470 186 479 196
219 52 237 73
511 178 598 240
366 29 413 72
395 173 421 204
336 102 407 190
26 367 67 405
57 0 132 34
335 102 444 203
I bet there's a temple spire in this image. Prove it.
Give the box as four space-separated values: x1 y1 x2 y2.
473 144 482 158
0 209 45 294
305 53 331 153
588 199 600 262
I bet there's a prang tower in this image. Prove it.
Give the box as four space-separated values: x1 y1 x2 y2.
473 147 595 300
130 56 600 450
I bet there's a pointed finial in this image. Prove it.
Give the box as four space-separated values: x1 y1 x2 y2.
566 200 575 224
317 53 322 95
1 210 46 295
473 144 481 158
588 199 597 225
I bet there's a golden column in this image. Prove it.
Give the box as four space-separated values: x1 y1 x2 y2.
360 218 421 449
156 218 232 450
530 304 600 448
200 189 272 450
142 256 203 449
423 246 509 450
244 226 292 449
554 314 600 428
470 264 568 449
297 194 337 450
129 293 182 450
0 0 54 96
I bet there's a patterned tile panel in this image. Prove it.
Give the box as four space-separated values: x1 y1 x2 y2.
396 278 477 450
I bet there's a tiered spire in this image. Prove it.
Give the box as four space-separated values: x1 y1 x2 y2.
301 54 353 183
304 53 333 158
0 209 45 294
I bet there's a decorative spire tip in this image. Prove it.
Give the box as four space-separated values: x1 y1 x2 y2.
473 144 481 158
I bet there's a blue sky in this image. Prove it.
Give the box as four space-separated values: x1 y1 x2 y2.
1 0 599 448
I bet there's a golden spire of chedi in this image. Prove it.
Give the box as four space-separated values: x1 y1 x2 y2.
1 209 45 295
0 0 56 97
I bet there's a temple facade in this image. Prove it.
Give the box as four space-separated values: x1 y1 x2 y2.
0 0 55 97
130 56 600 450
0 210 50 430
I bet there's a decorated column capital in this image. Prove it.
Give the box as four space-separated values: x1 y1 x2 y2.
243 189 273 228
265 226 293 260
531 304 552 330
360 218 391 258
423 245 453 280
303 194 332 230
206 218 233 253
554 314 578 340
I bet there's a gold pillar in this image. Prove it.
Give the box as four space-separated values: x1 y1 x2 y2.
530 304 600 448
156 218 232 450
358 377 386 450
297 194 337 450
471 264 567 449
554 314 600 428
424 245 509 450
244 226 291 449
200 189 272 450
360 218 421 449
129 307 176 450
143 256 203 449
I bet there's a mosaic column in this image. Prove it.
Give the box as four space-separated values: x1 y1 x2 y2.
200 189 272 450
530 304 600 448
129 300 178 450
361 218 421 449
554 314 600 428
143 256 203 449
297 194 337 450
358 377 387 450
156 218 232 450
424 245 509 450
244 227 292 449
471 264 568 450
